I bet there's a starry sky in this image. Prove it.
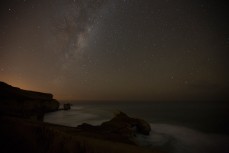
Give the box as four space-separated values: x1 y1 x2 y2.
0 0 229 101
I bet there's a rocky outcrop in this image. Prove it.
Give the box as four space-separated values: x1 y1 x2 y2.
76 112 151 144
0 82 59 120
0 116 162 153
63 103 71 110
102 112 151 135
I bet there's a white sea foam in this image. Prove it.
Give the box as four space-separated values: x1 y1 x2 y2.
135 124 229 153
44 104 229 153
44 106 112 127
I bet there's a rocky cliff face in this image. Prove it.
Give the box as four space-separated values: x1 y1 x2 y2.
0 82 59 120
76 112 151 144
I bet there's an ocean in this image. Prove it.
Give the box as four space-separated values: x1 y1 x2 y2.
44 101 229 153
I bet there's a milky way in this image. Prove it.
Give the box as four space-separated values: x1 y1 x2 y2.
0 0 228 101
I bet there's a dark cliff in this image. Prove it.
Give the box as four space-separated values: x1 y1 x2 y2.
0 81 59 120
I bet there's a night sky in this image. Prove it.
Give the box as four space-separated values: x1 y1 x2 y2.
0 0 229 101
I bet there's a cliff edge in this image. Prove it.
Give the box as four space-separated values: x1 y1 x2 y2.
0 81 59 120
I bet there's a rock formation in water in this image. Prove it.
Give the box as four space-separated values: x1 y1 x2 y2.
0 81 59 120
76 112 151 144
63 103 71 110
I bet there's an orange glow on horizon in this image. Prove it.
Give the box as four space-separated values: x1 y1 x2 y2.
6 80 33 91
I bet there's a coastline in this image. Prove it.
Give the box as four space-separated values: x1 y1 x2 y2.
0 82 163 153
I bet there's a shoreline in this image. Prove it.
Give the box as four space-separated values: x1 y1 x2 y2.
0 82 164 153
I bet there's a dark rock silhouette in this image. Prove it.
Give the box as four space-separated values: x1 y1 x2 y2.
102 112 151 135
0 116 160 153
76 112 151 144
0 81 59 120
63 103 71 110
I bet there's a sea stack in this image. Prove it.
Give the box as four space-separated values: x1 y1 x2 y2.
63 103 71 110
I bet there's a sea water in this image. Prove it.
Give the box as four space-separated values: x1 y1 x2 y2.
44 101 229 153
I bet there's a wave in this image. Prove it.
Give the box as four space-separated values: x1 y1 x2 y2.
135 123 229 153
44 105 229 153
44 106 112 127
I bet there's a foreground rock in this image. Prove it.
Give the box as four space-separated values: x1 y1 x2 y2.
0 81 59 120
76 112 151 144
0 116 163 153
